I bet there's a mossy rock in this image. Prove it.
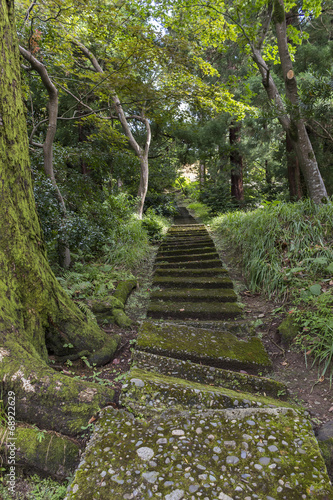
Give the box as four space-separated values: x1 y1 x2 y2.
147 300 242 320
132 350 288 398
65 406 333 500
0 425 80 480
89 297 123 313
152 276 234 289
150 288 237 303
120 368 295 418
137 321 272 373
278 315 300 345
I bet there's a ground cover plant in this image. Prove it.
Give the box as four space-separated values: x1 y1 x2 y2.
210 199 333 381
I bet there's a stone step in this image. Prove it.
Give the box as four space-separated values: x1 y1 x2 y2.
152 276 234 289
150 288 237 303
159 242 216 252
155 252 220 263
132 350 287 398
154 267 228 278
147 301 242 320
136 321 272 373
155 259 223 269
156 246 216 257
120 368 294 417
65 406 333 500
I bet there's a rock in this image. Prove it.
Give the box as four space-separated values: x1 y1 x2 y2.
278 316 300 345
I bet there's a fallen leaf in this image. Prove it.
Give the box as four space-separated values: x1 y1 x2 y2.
112 358 120 365
88 416 97 424
329 406 333 412
179 308 185 311
329 281 333 286
281 361 288 366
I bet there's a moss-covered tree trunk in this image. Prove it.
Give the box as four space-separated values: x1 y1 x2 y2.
0 0 119 438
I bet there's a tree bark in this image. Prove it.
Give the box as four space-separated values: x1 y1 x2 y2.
19 45 71 268
73 40 151 218
0 0 119 438
229 123 244 201
286 132 303 200
251 0 328 203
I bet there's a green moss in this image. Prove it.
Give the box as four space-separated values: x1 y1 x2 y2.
154 267 226 277
318 438 333 471
156 252 219 263
137 321 272 372
152 276 233 288
1 425 80 479
278 315 300 345
150 288 237 303
113 279 137 304
121 368 295 418
147 300 242 319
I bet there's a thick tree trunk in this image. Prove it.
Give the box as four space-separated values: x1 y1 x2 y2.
229 123 244 201
286 133 302 200
251 0 328 203
0 0 119 438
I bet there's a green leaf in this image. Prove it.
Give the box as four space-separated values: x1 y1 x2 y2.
326 262 333 274
309 284 322 296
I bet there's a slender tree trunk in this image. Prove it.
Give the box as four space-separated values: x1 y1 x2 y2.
199 162 206 187
0 0 119 439
286 133 302 200
229 123 244 201
251 0 328 203
19 45 71 268
72 41 151 218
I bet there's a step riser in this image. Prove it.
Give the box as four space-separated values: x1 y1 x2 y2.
153 279 234 289
156 253 219 263
156 247 216 257
154 260 223 269
150 294 237 303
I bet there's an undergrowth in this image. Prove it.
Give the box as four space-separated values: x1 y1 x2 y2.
211 199 333 381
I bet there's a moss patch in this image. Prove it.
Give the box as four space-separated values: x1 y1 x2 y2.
156 252 220 263
154 267 227 277
136 321 272 373
147 300 242 320
152 276 234 289
278 315 300 345
150 288 237 303
154 259 223 269
132 350 287 398
120 368 295 417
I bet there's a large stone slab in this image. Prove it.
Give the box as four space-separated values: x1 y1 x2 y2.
120 368 293 417
65 407 332 500
132 351 287 399
150 288 237 303
154 268 227 278
155 252 220 263
152 276 234 289
147 301 242 320
155 259 223 269
136 321 272 373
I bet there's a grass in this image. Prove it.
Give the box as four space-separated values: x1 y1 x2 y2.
211 199 333 381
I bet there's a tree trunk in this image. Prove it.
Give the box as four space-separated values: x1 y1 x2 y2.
229 123 244 201
137 155 149 219
251 0 328 203
286 133 303 200
0 0 119 438
19 45 71 268
199 162 206 187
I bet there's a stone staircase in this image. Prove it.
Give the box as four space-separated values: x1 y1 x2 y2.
65 207 332 500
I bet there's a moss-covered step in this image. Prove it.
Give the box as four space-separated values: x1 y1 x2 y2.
154 259 223 269
152 276 234 288
120 368 294 418
150 288 237 303
168 224 206 230
155 252 220 263
65 406 333 500
147 301 242 320
160 241 216 251
163 235 212 243
136 321 272 372
154 267 227 278
156 245 216 257
132 350 287 398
